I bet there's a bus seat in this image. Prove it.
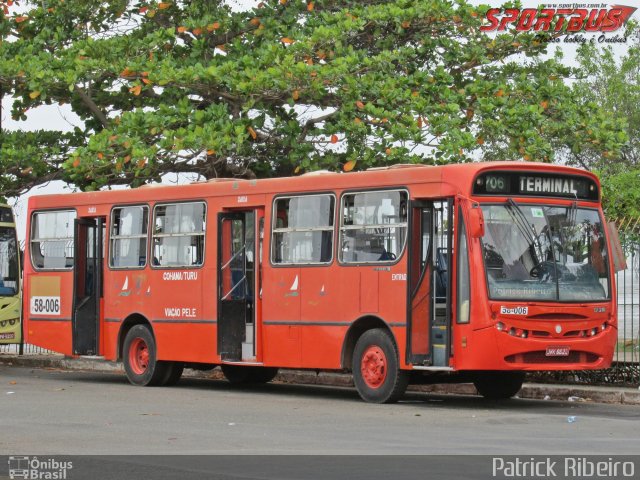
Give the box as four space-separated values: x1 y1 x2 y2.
435 248 448 299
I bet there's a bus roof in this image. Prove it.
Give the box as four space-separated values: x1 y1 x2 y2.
26 161 599 210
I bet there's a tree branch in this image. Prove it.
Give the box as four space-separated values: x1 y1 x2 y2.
74 86 110 128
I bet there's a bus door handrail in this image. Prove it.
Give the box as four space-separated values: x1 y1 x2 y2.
221 275 247 301
221 245 245 271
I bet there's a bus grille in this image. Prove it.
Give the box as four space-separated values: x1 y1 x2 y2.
505 351 600 364
526 313 587 320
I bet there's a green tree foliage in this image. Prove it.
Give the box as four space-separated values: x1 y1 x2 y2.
571 36 639 218
601 169 640 220
573 37 639 171
0 0 627 197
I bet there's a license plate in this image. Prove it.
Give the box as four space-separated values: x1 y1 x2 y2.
546 346 570 357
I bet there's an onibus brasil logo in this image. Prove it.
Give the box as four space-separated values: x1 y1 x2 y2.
8 456 73 479
481 4 637 43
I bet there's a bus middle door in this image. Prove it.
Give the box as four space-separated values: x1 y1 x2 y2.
218 210 260 362
408 199 453 367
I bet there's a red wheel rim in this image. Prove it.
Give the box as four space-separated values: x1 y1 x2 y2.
129 338 149 375
360 345 387 389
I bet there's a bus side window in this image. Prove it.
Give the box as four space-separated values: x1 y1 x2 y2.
110 206 149 269
152 202 206 268
30 210 76 270
272 194 335 265
339 190 408 264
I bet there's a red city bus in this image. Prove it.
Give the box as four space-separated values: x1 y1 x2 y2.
22 162 619 403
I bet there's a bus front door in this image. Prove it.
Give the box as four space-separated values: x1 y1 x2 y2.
72 217 104 355
408 199 452 367
218 210 259 362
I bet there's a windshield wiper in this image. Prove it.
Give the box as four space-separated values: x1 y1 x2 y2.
568 200 578 227
506 200 561 294
505 199 545 264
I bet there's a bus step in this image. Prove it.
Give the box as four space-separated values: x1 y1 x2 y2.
413 365 454 371
241 342 255 361
431 344 447 366
245 324 254 342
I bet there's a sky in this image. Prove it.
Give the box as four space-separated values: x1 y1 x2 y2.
1 0 638 241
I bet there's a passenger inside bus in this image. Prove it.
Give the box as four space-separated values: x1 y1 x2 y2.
377 248 396 261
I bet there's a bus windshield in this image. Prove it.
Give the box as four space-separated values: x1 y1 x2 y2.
0 226 19 296
480 204 610 302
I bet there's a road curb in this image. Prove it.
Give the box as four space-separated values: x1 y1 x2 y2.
1 354 638 404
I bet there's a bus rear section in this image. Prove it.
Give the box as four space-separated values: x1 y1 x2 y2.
0 205 21 345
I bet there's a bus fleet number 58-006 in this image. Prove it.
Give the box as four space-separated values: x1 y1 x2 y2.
30 296 61 316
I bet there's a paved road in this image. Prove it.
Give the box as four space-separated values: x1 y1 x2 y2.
1 365 639 456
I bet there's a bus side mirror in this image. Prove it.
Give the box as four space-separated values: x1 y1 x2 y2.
468 207 485 238
607 222 627 272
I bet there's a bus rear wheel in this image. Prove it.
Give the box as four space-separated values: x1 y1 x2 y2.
160 362 184 386
123 325 168 386
247 367 279 384
473 371 525 400
221 364 250 384
352 329 409 403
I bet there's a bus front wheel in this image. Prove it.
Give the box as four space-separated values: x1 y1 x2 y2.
123 325 168 386
473 371 525 400
352 329 409 403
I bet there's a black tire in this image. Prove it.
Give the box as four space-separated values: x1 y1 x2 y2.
221 365 279 384
123 324 168 386
352 329 409 403
221 364 251 384
473 371 525 400
247 367 279 384
160 362 184 386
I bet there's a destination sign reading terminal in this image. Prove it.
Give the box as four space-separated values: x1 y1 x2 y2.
473 171 598 200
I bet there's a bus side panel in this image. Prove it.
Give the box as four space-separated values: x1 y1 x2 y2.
261 266 302 367
376 258 409 367
154 324 218 362
24 272 74 355
150 266 214 363
298 266 343 369
295 260 409 370
326 261 408 369
102 267 218 363
102 321 120 361
103 269 154 358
